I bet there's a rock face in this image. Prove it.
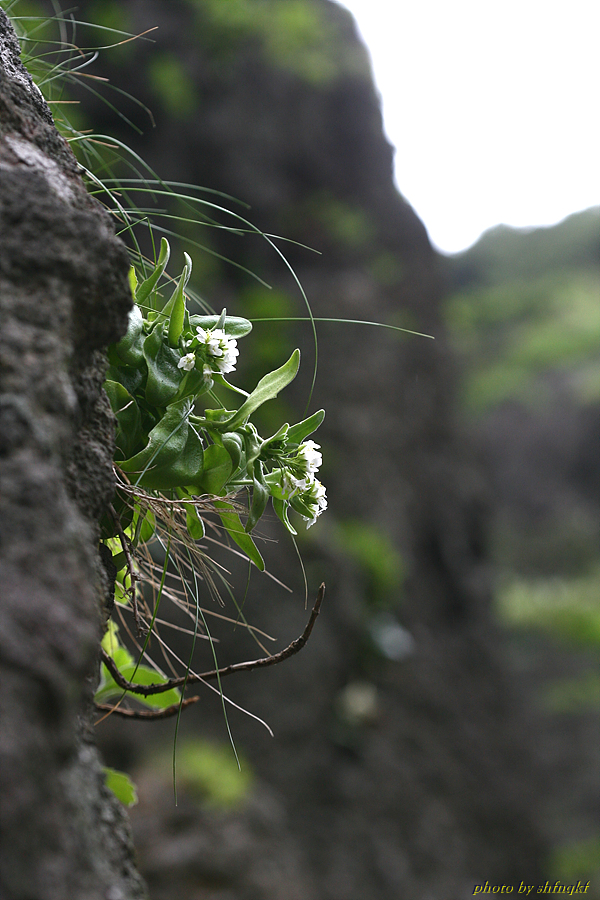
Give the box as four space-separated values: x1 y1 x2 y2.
0 11 146 898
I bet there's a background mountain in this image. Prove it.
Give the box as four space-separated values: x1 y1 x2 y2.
445 207 600 576
450 207 600 286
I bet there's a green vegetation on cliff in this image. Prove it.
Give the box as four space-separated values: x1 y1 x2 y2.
445 207 600 412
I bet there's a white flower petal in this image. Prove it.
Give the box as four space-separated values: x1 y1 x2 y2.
304 479 327 527
177 352 196 371
299 440 322 477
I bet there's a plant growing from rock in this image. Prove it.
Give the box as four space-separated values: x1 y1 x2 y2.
97 238 328 733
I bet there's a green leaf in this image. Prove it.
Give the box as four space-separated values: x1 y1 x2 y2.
168 286 186 348
103 767 138 807
137 423 204 491
272 496 297 535
125 506 156 550
285 409 325 445
190 314 252 339
196 443 233 495
214 501 265 570
242 422 263 468
262 422 289 447
114 579 132 605
218 349 301 432
264 470 287 500
221 432 244 470
135 237 170 306
128 266 137 297
98 662 182 708
143 324 185 408
211 373 249 398
119 399 191 484
186 503 205 540
104 380 143 461
201 408 238 425
137 508 156 544
96 630 182 708
173 368 208 403
101 621 132 661
106 363 144 398
110 550 128 573
289 491 314 519
246 463 269 532
113 304 144 367
157 253 191 318
162 254 191 347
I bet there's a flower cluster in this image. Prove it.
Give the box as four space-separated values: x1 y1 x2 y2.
178 326 239 376
107 240 327 542
282 440 327 528
283 440 322 491
302 478 328 528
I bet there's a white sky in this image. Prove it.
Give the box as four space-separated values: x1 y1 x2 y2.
337 0 600 254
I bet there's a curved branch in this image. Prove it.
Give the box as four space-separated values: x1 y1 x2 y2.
100 583 325 697
95 696 199 720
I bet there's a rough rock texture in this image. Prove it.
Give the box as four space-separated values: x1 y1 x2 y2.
130 769 321 900
65 2 551 897
0 11 146 898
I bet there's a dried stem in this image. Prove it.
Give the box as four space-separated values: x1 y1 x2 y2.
100 583 325 698
95 696 199 720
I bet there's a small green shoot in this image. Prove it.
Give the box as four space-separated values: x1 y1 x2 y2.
103 767 138 808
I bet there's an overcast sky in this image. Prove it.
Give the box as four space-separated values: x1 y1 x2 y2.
338 0 600 254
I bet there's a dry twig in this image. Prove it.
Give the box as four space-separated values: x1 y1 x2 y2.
95 696 199 720
97 583 325 708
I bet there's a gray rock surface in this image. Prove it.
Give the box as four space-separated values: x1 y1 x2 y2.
0 11 146 898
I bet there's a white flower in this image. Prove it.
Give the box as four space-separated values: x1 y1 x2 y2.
303 479 327 528
284 440 322 492
281 469 301 496
196 326 239 374
177 352 196 371
213 342 239 374
299 440 322 479
196 326 222 356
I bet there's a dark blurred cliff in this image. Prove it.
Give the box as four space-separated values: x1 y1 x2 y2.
32 1 567 896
